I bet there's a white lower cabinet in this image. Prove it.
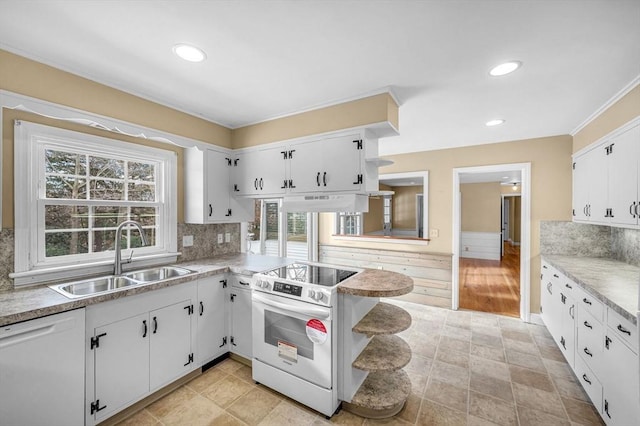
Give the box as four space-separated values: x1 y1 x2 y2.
540 261 575 367
0 309 85 426
541 261 639 425
86 282 197 425
229 274 253 359
197 274 229 365
602 330 640 425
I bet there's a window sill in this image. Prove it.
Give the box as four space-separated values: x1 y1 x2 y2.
10 252 181 288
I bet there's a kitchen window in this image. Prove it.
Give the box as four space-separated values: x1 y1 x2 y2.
13 121 177 284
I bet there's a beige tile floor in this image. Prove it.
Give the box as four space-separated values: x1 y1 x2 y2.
117 300 604 426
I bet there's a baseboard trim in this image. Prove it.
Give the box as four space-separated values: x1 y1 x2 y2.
528 313 544 325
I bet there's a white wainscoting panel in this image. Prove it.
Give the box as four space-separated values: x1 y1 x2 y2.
460 232 501 260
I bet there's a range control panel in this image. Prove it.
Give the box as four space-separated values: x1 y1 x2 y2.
273 281 303 297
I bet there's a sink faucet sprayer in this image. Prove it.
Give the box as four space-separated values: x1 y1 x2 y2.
114 220 149 275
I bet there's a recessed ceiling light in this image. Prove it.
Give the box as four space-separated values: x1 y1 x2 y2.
173 43 206 62
489 61 522 76
486 119 505 127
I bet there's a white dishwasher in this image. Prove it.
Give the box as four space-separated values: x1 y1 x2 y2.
0 308 85 426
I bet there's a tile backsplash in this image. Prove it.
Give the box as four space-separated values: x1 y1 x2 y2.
540 221 640 267
0 223 241 292
0 229 14 292
611 227 640 267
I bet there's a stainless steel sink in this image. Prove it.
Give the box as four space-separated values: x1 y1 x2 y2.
122 266 193 282
49 275 141 298
49 266 195 299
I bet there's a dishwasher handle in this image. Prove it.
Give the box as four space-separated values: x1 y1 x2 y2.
252 292 331 319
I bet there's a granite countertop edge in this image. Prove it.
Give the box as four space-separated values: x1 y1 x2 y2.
541 254 639 324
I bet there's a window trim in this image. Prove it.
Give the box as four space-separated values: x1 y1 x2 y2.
13 120 177 285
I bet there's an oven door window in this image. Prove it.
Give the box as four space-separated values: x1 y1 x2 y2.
264 310 314 360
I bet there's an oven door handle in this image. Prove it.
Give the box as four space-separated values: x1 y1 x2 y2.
252 293 331 319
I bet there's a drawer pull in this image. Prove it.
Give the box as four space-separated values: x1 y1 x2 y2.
583 347 593 357
582 374 592 385
565 283 572 289
583 321 592 329
582 298 592 305
617 324 631 336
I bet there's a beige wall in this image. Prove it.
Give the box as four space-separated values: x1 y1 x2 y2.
460 182 501 233
393 186 422 229
320 135 574 312
573 85 640 153
231 92 399 148
1 49 232 227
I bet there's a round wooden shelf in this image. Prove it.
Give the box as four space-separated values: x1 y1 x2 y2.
343 370 411 418
352 335 411 372
353 302 411 337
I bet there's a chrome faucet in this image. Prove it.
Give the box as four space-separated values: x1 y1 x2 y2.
114 220 149 275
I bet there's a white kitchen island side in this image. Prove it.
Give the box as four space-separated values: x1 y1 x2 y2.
337 269 414 418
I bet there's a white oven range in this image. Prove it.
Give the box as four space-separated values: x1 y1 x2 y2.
251 263 357 417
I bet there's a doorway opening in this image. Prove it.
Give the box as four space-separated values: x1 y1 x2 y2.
452 163 531 321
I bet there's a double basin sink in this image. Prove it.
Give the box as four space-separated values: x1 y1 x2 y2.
49 266 195 299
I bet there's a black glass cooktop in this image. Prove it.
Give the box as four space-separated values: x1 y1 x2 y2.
260 263 356 287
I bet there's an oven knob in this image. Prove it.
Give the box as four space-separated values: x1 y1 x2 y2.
308 290 324 301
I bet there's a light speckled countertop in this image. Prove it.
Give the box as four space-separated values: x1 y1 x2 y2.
337 269 414 297
542 255 639 323
0 253 293 327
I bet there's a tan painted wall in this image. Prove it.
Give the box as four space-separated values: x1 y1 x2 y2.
231 93 399 148
362 183 391 233
320 134 574 312
573 85 640 153
1 49 232 227
460 182 501 232
393 185 422 229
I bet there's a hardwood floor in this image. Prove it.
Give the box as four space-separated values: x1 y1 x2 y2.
459 242 520 317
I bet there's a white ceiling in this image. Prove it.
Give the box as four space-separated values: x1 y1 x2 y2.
459 170 521 185
1 1 638 156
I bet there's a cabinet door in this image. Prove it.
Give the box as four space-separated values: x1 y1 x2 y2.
206 149 233 222
289 135 362 193
557 291 576 367
540 263 559 337
149 300 194 390
573 154 590 221
93 313 149 422
233 148 287 196
288 139 325 193
197 275 228 365
320 134 363 192
608 124 640 227
230 287 252 359
602 334 640 425
589 146 609 224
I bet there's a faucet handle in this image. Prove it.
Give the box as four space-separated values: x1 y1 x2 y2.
127 250 134 264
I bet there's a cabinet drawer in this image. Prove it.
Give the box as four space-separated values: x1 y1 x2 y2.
575 286 604 322
577 308 604 376
574 353 603 413
606 308 638 353
229 274 254 289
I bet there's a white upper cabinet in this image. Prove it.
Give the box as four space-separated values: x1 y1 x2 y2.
289 135 364 193
608 124 640 227
573 120 640 228
231 130 380 198
184 147 253 223
233 146 287 197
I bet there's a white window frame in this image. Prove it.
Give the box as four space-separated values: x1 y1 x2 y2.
334 212 364 236
13 120 177 285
